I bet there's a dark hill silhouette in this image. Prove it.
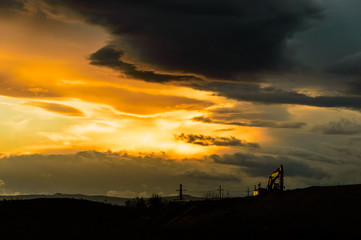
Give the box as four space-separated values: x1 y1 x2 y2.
1 185 361 239
161 184 361 238
0 193 129 205
0 193 200 205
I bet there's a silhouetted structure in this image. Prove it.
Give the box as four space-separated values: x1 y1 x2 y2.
253 165 284 196
176 184 186 200
2 184 361 238
218 185 223 200
246 187 250 197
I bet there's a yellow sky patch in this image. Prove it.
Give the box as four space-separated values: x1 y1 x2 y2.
0 9 267 157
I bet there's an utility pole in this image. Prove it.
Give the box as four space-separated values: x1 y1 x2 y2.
176 184 186 200
218 185 223 200
246 187 250 197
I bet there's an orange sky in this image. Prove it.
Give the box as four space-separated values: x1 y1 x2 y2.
1 1 361 197
0 7 273 158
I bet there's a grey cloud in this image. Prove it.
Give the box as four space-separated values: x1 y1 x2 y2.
193 81 361 111
326 146 360 158
319 138 361 163
215 128 235 132
45 0 323 80
275 122 307 128
325 52 361 96
174 133 260 148
210 105 292 121
0 151 174 195
181 170 240 183
89 45 200 83
0 0 24 10
326 52 361 76
193 116 306 129
211 152 329 179
312 119 361 135
276 148 345 165
24 101 85 117
348 80 361 96
349 137 361 142
292 0 361 69
0 151 242 196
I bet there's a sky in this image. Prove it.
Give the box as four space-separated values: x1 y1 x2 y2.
1 0 361 198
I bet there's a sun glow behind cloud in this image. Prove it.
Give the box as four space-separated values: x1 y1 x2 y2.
0 5 340 161
3 0 361 197
0 10 250 157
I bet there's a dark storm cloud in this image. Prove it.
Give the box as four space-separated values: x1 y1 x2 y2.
312 119 361 135
325 51 361 96
210 152 329 179
193 116 306 129
89 45 200 83
174 133 260 148
325 52 361 96
348 80 361 96
326 52 361 76
45 0 323 80
0 0 24 10
193 81 361 110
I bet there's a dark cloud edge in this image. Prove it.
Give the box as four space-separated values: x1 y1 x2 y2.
89 45 203 83
190 81 361 111
174 133 260 148
210 152 330 179
192 116 306 129
43 0 324 80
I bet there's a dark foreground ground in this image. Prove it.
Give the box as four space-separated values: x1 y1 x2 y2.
1 184 361 239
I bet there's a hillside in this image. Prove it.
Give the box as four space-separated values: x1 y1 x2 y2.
161 184 361 238
0 193 200 206
1 184 361 239
0 193 129 205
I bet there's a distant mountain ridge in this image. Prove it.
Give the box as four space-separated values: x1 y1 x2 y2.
0 193 201 205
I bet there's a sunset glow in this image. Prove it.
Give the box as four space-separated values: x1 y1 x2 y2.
1 0 361 197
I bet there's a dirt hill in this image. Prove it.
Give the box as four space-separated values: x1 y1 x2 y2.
161 184 361 238
1 184 361 239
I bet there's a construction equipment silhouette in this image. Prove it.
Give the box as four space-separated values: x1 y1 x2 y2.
253 165 284 196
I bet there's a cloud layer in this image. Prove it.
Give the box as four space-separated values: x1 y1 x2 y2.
211 152 329 179
24 101 85 117
0 150 333 196
193 82 361 111
312 119 361 135
45 0 323 80
174 133 260 148
0 0 24 10
89 45 200 83
193 116 306 129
